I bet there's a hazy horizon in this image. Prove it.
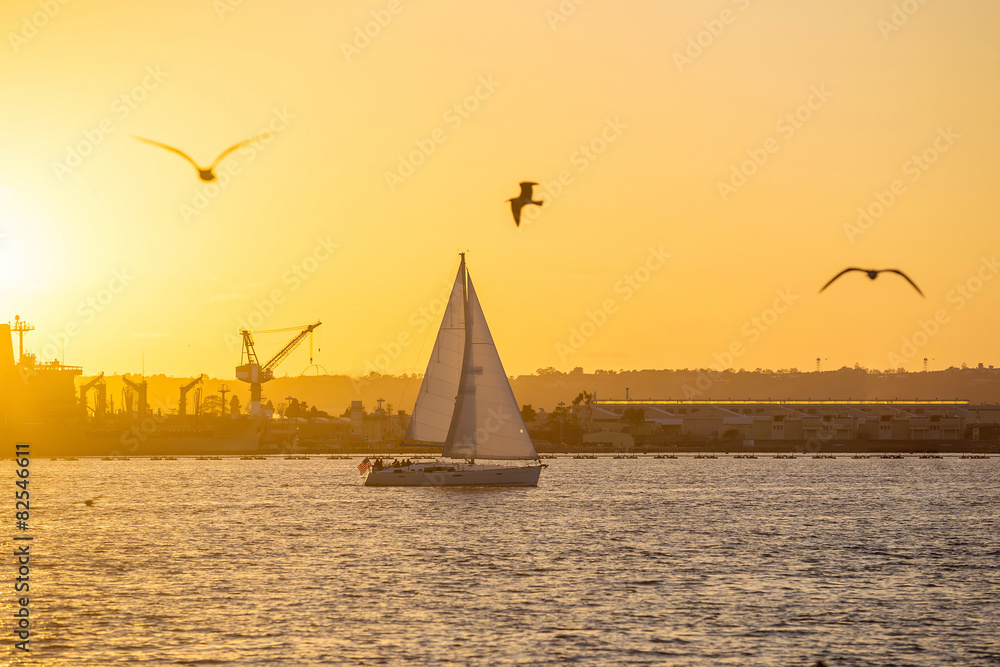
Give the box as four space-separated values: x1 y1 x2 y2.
2 0 998 383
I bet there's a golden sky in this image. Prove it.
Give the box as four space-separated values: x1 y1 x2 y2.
1 0 998 381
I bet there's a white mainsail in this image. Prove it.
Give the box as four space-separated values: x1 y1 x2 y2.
402 258 467 443
442 274 537 461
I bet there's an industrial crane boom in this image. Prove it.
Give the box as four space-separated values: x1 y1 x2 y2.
121 374 149 418
79 372 105 395
264 321 321 372
179 374 205 416
236 321 322 416
79 372 106 416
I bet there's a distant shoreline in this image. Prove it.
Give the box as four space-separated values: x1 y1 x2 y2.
7 438 995 458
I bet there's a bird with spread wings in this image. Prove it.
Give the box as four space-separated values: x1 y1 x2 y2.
506 181 544 227
134 135 265 181
820 268 924 297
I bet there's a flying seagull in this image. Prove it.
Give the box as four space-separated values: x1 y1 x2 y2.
820 268 924 297
65 494 104 509
134 135 264 181
507 181 543 227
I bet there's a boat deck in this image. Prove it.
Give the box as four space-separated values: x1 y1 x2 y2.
363 461 542 487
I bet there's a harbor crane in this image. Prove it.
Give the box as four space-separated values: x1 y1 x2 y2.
236 321 321 416
79 372 106 418
179 374 204 416
122 374 149 418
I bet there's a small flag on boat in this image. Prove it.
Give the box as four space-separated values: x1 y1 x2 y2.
357 457 372 475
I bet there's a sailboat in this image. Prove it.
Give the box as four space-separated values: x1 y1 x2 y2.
362 254 543 487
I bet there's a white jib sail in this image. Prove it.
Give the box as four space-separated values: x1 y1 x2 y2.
443 274 538 460
403 259 467 443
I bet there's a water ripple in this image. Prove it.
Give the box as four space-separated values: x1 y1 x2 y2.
6 456 999 665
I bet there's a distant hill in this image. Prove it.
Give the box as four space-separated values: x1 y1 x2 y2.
80 366 1000 417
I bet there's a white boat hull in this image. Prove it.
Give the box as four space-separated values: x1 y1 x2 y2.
363 461 542 487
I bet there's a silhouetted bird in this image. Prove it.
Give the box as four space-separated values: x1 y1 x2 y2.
820 268 924 297
134 135 263 181
506 181 543 227
65 494 104 509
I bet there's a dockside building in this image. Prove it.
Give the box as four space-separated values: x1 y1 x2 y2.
577 399 1000 444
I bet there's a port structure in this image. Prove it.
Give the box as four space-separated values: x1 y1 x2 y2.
122 374 149 418
79 372 106 418
10 315 34 364
179 374 204 416
217 384 231 416
236 321 321 416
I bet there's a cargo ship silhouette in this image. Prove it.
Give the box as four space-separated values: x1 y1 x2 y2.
0 316 296 456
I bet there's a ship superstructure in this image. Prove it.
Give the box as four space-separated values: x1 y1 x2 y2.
1 316 285 456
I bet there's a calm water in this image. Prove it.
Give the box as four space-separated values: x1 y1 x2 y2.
4 456 1000 666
